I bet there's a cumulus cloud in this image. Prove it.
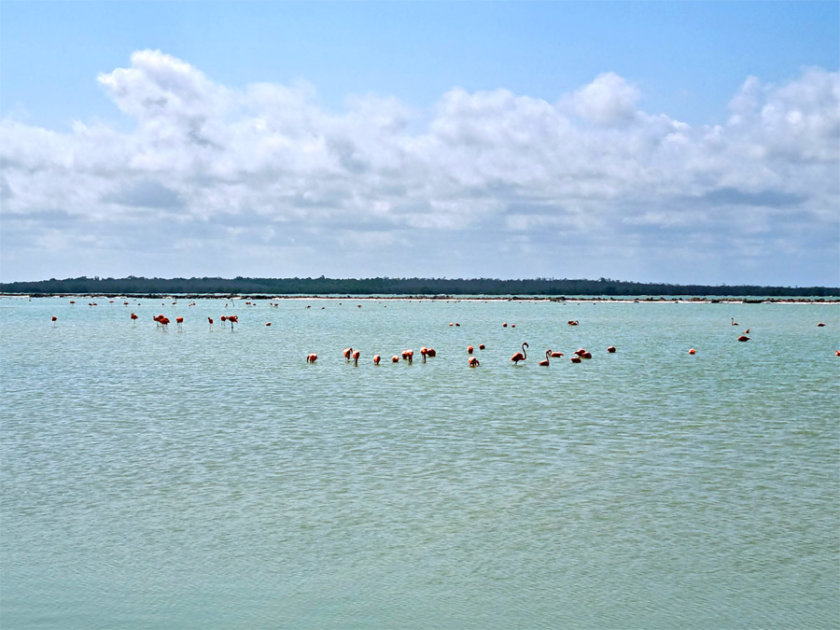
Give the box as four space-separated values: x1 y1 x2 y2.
1 50 838 284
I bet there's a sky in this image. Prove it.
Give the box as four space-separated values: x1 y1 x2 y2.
1 1 838 286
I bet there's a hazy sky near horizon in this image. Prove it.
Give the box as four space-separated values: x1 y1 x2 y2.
1 1 838 285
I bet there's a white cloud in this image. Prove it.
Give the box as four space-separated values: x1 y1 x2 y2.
1 51 838 284
569 72 641 126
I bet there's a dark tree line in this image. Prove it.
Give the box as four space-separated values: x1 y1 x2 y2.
1 276 837 297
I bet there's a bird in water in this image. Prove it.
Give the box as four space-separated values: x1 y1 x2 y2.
510 342 528 365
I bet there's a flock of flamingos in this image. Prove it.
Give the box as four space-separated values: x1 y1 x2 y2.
52 299 838 364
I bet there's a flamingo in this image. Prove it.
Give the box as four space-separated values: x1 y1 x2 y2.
479 344 486 350
343 347 354 361
373 354 381 365
549 350 564 358
306 353 318 363
352 350 360 366
208 317 214 330
731 317 738 326
176 316 184 331
402 349 414 364
420 347 429 362
570 355 582 363
426 348 436 357
468 356 480 368
510 342 528 365
467 345 474 354
688 348 697 354
818 322 826 327
607 346 616 353
538 350 550 366
392 355 400 363
738 335 750 342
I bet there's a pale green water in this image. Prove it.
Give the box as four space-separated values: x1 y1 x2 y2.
1 296 838 629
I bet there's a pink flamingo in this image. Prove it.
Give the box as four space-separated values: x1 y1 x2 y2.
510 342 528 365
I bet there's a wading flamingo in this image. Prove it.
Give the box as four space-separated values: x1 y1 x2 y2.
510 342 528 365
549 350 564 358
373 354 381 365
306 353 318 363
343 347 354 361
538 350 550 366
607 346 616 353
352 350 360 366
468 356 480 368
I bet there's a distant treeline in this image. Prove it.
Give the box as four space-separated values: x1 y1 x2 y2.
1 276 838 297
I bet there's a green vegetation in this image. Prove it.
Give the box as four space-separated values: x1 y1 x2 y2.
1 276 837 297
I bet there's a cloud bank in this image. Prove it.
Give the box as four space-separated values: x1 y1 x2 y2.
1 50 838 284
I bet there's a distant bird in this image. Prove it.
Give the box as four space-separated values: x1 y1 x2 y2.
510 342 528 365
352 350 360 366
538 350 550 366
738 335 750 342
607 346 616 353
818 322 826 327
479 344 486 350
731 317 739 326
549 350 564 358
467 345 474 354
306 353 318 363
373 354 381 365
343 347 354 361
468 356 480 368
688 348 697 354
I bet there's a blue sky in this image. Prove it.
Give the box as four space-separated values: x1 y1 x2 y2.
1 1 838 285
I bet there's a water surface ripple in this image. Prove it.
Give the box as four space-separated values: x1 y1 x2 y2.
1 297 838 628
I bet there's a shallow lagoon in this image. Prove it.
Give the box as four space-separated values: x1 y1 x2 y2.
1 296 838 628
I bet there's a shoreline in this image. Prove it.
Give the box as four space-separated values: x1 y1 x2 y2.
2 293 838 304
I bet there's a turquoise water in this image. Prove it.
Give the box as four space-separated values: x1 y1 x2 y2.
1 296 838 629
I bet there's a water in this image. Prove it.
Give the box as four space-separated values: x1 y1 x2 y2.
1 296 838 628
